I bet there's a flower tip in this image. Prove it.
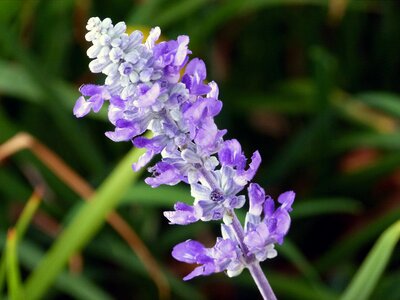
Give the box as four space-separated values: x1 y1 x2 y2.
73 96 91 118
278 190 295 211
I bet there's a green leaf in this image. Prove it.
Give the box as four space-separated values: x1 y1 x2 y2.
120 183 190 207
332 132 400 152
0 233 113 300
340 220 400 300
0 60 44 103
24 145 147 300
291 197 362 219
358 91 400 119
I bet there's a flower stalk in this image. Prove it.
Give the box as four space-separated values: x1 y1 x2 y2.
248 262 277 300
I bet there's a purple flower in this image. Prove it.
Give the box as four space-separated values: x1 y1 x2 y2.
182 58 211 96
74 18 295 295
218 140 262 186
218 139 246 169
243 223 278 261
183 97 222 126
73 85 110 117
164 202 200 225
153 35 191 82
172 238 244 280
131 133 180 171
278 191 295 212
248 183 265 216
193 118 226 155
134 83 160 107
243 184 295 260
145 162 184 187
190 166 247 221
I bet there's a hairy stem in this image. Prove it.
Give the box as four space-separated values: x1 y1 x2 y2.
247 261 277 300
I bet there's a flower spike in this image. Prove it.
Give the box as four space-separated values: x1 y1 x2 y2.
74 17 295 300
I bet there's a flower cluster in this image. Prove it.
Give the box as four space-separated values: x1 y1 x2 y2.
74 17 295 284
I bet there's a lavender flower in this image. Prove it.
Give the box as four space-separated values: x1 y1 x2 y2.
172 237 244 280
74 17 295 299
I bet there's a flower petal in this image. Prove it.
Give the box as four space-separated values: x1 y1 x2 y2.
172 240 206 264
163 202 199 225
73 96 92 118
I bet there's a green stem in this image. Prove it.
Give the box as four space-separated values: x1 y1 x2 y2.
6 229 22 300
0 191 41 297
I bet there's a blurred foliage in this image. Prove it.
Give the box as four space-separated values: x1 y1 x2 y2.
0 0 400 299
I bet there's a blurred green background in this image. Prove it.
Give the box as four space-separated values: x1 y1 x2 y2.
1 0 400 299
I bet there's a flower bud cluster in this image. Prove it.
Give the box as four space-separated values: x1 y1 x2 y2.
74 17 295 281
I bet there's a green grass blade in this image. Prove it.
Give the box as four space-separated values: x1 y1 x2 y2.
14 192 41 240
6 229 23 300
0 192 41 296
340 220 400 300
0 231 5 297
0 60 44 103
24 146 146 300
358 91 400 119
0 232 113 300
332 132 400 152
291 197 362 219
21 239 112 300
121 183 189 207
